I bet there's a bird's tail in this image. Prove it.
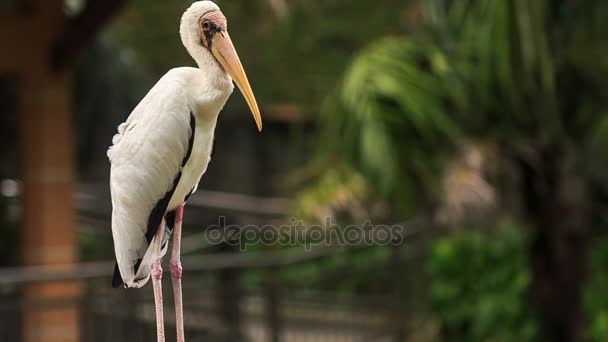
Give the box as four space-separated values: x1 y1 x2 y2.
112 263 124 288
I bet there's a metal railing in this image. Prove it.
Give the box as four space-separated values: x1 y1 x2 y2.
0 187 420 341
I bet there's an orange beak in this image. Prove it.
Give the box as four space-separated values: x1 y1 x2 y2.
211 31 262 131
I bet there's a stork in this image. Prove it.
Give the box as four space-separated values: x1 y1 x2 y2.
107 1 262 341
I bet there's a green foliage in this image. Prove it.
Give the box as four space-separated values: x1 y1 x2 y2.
428 227 608 342
277 245 393 293
319 0 608 215
427 222 539 341
322 37 458 215
585 235 608 341
292 164 384 223
590 115 608 167
242 245 394 293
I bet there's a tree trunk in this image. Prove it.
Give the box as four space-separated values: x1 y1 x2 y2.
521 146 588 342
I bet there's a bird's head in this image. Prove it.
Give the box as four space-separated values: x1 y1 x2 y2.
180 1 262 131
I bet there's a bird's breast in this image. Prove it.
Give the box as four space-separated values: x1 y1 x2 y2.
165 69 232 211
167 118 217 211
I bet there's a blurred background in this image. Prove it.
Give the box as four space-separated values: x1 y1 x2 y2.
0 0 607 341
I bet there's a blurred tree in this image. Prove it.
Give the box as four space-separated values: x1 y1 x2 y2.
317 0 608 340
111 0 410 114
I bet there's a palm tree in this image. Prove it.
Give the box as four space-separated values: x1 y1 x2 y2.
319 0 608 340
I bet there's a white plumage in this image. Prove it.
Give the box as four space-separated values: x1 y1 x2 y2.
109 3 262 338
108 0 260 295
109 67 233 287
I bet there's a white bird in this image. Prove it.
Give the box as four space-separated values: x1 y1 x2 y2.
107 2 262 341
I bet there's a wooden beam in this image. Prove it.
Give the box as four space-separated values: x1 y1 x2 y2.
0 0 64 72
52 0 127 70
19 69 79 342
0 15 30 72
0 1 84 341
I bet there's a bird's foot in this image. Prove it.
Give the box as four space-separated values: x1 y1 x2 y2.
151 260 163 280
170 259 182 279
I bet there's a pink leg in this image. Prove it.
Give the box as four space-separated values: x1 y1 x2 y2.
170 204 185 342
151 220 166 342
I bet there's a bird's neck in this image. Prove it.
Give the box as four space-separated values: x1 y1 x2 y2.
198 61 232 91
179 44 232 112
182 67 233 123
188 45 231 88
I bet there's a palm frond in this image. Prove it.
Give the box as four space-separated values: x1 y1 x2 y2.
317 0 608 215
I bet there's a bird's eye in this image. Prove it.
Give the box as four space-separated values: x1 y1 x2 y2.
202 20 211 31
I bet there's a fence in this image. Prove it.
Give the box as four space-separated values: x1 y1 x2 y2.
0 256 410 341
0 186 423 342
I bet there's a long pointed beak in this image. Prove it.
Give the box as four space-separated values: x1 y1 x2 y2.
211 31 262 131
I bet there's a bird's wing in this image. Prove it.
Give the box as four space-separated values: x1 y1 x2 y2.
109 80 193 288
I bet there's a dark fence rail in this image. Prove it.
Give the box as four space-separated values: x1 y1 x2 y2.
0 186 423 341
0 275 402 341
